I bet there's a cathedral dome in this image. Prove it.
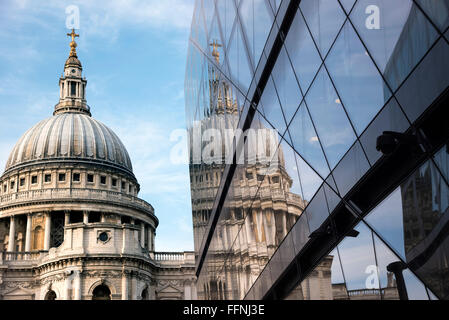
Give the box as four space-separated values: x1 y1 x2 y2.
65 55 82 69
4 112 133 174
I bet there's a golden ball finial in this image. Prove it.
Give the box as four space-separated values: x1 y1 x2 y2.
67 29 79 57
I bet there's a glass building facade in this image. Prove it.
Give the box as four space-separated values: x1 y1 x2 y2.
185 0 449 300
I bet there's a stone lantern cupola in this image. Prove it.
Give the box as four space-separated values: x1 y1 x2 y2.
54 28 90 116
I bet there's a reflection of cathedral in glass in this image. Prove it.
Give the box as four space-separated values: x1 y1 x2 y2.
189 46 306 299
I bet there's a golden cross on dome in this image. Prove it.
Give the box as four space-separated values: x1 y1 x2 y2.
210 40 222 63
66 29 79 57
67 28 79 42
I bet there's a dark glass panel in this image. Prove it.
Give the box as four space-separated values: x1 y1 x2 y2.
359 98 410 166
323 180 341 214
396 39 449 123
332 141 370 197
433 145 449 184
305 186 329 233
366 155 449 299
416 0 449 31
291 213 310 256
285 247 346 300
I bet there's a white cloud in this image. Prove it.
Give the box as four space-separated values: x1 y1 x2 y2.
8 0 195 31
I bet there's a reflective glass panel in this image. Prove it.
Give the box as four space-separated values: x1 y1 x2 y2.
291 213 310 255
396 38 449 123
294 150 323 203
305 186 329 233
285 247 346 300
239 0 274 68
350 0 439 91
402 269 430 300
326 21 391 134
288 102 330 179
258 76 288 135
305 66 356 169
416 0 449 31
216 0 237 48
338 222 380 298
365 187 407 260
359 98 410 165
339 0 356 14
372 234 401 299
300 0 346 57
272 46 302 124
227 23 253 93
285 8 322 93
332 141 370 197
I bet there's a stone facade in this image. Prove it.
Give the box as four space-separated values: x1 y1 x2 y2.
0 31 196 300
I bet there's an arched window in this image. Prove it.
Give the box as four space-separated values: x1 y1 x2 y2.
44 290 57 300
92 285 111 300
141 288 148 300
33 226 44 251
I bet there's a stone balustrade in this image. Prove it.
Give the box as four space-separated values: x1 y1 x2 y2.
0 250 47 263
0 188 154 213
0 250 194 265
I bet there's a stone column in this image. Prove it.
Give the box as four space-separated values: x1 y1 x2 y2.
191 280 198 300
25 214 32 252
131 277 137 300
83 211 89 224
64 274 72 300
140 224 145 248
147 227 152 252
74 271 82 300
151 232 155 251
184 280 192 300
282 212 287 238
121 273 129 300
7 216 16 252
64 211 70 225
101 213 106 223
44 212 51 251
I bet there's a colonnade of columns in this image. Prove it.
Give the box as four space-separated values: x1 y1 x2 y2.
5 212 51 252
3 211 155 253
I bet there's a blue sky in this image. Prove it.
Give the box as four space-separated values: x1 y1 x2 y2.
0 0 195 251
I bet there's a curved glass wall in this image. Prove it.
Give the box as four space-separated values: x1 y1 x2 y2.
185 0 449 300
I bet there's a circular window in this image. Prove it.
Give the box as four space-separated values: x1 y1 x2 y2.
99 232 109 242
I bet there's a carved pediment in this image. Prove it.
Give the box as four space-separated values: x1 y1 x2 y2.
2 285 35 300
156 284 182 294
